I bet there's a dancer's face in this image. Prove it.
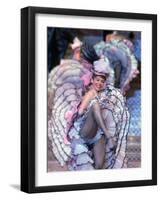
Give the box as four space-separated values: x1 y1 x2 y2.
92 75 106 91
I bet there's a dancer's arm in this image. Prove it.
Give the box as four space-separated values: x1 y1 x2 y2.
78 91 94 115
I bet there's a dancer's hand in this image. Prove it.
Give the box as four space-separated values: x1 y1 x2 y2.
108 137 117 152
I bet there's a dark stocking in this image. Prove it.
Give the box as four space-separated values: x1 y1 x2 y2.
80 101 110 139
93 136 106 169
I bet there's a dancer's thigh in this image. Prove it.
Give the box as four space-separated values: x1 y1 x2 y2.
80 109 98 138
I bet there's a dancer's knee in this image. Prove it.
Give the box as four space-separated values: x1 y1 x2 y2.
92 101 100 113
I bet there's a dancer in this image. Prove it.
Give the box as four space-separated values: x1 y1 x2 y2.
48 41 130 170
74 59 117 169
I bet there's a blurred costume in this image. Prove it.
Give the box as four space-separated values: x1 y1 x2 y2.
94 34 139 94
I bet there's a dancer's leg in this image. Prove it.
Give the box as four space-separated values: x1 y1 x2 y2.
80 101 110 139
80 108 98 139
93 135 106 169
92 101 110 138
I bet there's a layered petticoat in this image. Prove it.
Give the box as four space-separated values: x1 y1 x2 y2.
48 59 130 171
